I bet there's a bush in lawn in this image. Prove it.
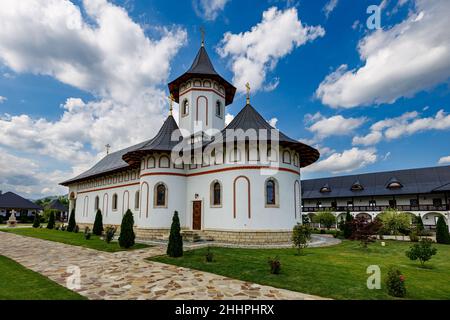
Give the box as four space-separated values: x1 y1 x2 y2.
205 247 214 263
67 209 76 232
405 238 437 267
313 210 336 230
268 256 281 274
409 230 419 242
301 214 310 225
105 226 116 244
93 209 104 236
435 216 450 244
46 211 55 229
386 267 406 298
167 211 183 257
74 225 79 233
119 209 135 249
349 217 382 248
32 213 40 228
341 211 354 239
292 223 312 255
61 224 66 231
84 226 91 240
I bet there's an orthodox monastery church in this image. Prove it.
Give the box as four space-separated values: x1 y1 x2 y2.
61 43 320 244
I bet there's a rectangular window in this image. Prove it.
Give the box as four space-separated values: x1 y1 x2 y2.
369 200 376 207
410 199 419 206
347 201 353 207
433 198 443 207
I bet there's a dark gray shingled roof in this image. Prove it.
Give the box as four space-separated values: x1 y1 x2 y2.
60 139 150 186
207 104 320 168
46 199 68 212
122 115 181 166
302 165 450 199
168 46 237 106
0 192 42 210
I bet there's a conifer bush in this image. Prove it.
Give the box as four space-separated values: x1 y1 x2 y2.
93 209 104 236
47 211 55 229
435 216 450 244
119 209 135 248
167 211 183 257
32 213 40 228
67 209 76 232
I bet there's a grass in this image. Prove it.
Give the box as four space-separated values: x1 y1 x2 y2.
1 228 149 253
151 240 450 300
0 255 85 300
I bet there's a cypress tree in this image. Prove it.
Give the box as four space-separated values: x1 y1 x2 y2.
119 209 135 248
67 208 76 232
93 209 104 236
343 211 354 239
436 215 450 244
167 211 183 257
32 212 40 228
416 215 424 233
47 211 55 229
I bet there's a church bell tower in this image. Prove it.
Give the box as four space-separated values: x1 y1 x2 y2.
168 40 236 135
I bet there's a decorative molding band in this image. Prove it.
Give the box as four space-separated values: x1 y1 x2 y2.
78 182 140 195
180 87 225 99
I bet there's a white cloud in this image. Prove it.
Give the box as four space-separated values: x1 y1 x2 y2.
225 113 234 125
304 147 377 174
438 155 450 164
306 113 366 141
316 0 450 108
0 0 187 197
217 6 324 93
192 0 230 21
323 0 339 18
0 96 6 104
353 109 450 145
268 117 278 128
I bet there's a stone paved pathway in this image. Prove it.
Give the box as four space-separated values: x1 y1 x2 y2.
0 232 327 300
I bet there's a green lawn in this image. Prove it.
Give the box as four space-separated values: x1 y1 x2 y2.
1 228 148 252
0 255 85 300
151 240 450 300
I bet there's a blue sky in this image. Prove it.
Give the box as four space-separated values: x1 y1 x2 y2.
0 0 449 198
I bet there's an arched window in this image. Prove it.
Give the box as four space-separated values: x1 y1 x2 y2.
112 194 118 211
135 191 140 209
147 156 155 169
94 196 100 211
159 155 170 168
182 99 189 116
211 181 222 207
265 178 278 206
154 183 167 207
283 150 291 164
215 100 222 118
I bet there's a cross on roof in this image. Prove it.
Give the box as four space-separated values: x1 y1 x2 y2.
168 93 175 115
200 26 205 47
245 82 251 104
105 144 111 155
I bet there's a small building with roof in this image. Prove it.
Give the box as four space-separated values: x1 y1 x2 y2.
302 165 450 231
46 199 69 221
0 191 42 218
60 43 319 244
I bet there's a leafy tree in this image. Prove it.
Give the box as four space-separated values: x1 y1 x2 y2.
167 211 183 257
47 211 55 229
292 223 312 255
119 209 135 248
67 208 76 232
378 209 412 236
349 217 382 248
92 210 104 236
435 215 450 244
313 210 336 230
32 212 40 228
406 238 437 267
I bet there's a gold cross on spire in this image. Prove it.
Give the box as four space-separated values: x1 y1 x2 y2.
168 93 175 116
200 26 205 47
245 82 251 104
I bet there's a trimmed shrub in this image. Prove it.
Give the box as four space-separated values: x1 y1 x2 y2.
435 216 450 244
84 226 91 240
415 215 425 234
268 256 281 274
119 209 135 249
61 224 66 231
46 211 55 229
32 213 40 228
167 211 183 257
386 267 406 298
74 225 79 233
342 211 354 239
105 226 116 244
93 210 104 236
67 209 76 232
409 230 419 242
205 247 214 262
406 238 437 267
292 223 312 255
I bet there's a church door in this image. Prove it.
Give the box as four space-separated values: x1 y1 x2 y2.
192 201 202 230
